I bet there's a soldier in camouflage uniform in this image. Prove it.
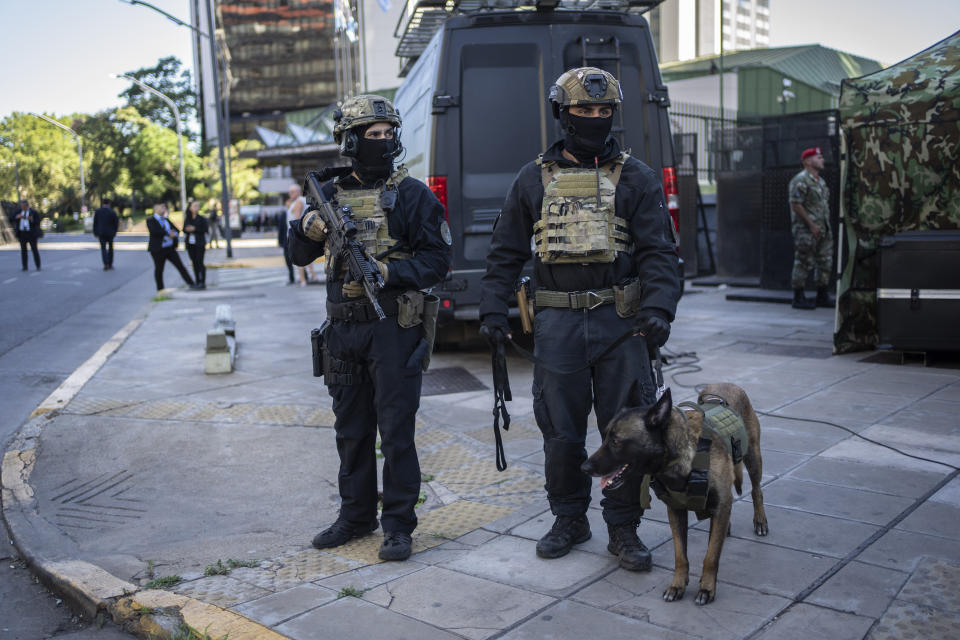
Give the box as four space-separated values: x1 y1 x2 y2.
789 147 834 309
287 95 451 561
480 68 681 569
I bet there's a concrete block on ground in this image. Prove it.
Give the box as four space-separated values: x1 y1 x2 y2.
760 476 915 525
232 583 337 628
362 565 554 640
275 595 461 640
787 456 945 499
806 560 908 618
751 603 874 640
439 534 616 596
499 599 697 640
858 529 960 573
205 303 237 374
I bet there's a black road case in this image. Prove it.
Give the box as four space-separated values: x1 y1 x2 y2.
878 230 960 352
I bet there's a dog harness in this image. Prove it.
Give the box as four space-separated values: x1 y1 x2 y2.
651 393 749 520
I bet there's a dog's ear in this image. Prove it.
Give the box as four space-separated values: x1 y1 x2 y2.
625 378 647 408
644 388 672 433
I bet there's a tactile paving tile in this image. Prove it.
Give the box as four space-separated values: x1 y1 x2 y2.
63 396 134 415
233 551 359 591
415 429 454 448
303 407 337 427
868 599 960 640
180 402 257 422
465 420 541 444
419 444 480 473
123 400 194 420
896 559 960 615
416 500 514 539
174 575 272 608
437 460 526 491
327 533 389 564
465 475 545 508
252 404 310 425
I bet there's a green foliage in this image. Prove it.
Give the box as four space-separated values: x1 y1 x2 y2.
225 558 260 569
204 560 230 576
337 586 366 598
118 56 198 141
144 575 181 589
0 56 265 218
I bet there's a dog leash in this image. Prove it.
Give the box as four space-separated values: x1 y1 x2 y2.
489 326 664 471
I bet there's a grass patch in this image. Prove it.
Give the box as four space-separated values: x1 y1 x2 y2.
144 575 182 590
226 558 260 569
169 623 223 640
421 473 435 482
204 560 230 576
151 294 171 302
416 490 428 507
337 586 366 599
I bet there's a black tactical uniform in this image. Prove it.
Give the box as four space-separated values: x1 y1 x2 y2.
288 95 450 561
480 67 681 569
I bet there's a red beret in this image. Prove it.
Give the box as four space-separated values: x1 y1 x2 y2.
801 147 822 161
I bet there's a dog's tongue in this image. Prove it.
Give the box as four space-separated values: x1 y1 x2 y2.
600 472 616 490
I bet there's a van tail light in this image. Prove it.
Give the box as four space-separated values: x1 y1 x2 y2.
662 167 680 233
427 176 449 222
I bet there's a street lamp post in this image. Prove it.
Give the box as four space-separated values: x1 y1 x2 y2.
30 113 85 212
113 73 187 216
119 0 234 257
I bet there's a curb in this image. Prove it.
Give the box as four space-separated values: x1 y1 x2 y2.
1 304 288 639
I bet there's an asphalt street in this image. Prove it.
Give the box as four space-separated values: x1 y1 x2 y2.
1 233 155 639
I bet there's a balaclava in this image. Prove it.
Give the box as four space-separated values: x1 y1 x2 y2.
560 109 613 164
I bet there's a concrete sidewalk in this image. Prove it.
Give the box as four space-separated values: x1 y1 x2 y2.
3 265 960 639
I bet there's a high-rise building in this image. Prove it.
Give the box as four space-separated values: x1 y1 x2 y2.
191 0 405 146
649 0 770 64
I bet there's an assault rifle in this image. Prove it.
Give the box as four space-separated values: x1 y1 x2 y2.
303 171 386 320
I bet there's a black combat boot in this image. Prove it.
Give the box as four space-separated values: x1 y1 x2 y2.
607 523 652 571
792 288 816 310
536 515 591 559
379 531 413 561
816 286 835 308
311 518 378 549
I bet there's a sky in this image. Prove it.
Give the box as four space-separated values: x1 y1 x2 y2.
1 0 959 120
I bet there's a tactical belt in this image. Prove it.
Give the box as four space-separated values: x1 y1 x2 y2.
535 288 616 310
326 297 399 323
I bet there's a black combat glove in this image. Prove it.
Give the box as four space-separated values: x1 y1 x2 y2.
635 309 671 348
479 313 511 349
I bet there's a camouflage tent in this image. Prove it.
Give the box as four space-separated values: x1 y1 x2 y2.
834 30 960 353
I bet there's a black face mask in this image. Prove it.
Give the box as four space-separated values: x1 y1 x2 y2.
561 111 613 163
352 137 397 184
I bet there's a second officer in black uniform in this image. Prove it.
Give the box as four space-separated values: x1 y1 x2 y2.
480 68 681 570
288 95 451 561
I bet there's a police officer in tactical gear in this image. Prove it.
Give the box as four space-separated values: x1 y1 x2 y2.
287 95 451 561
480 68 681 570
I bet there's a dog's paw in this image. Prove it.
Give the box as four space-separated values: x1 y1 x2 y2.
662 586 685 602
754 519 769 536
694 588 715 605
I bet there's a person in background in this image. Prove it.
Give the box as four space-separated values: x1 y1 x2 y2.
207 200 221 249
93 197 119 270
285 184 317 287
15 199 42 271
146 203 197 292
184 200 209 289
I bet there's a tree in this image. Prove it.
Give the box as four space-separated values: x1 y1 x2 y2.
118 56 198 142
193 139 264 205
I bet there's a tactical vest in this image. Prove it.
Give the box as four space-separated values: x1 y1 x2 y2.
325 167 412 278
533 152 632 264
651 394 750 521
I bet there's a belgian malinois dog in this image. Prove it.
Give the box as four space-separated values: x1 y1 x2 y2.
582 383 768 605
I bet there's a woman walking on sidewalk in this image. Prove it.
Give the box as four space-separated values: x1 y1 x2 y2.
184 200 209 289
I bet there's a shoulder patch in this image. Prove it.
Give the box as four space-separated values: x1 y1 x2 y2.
440 220 453 246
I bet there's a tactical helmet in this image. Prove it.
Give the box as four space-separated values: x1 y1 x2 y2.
332 94 402 144
548 67 623 119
